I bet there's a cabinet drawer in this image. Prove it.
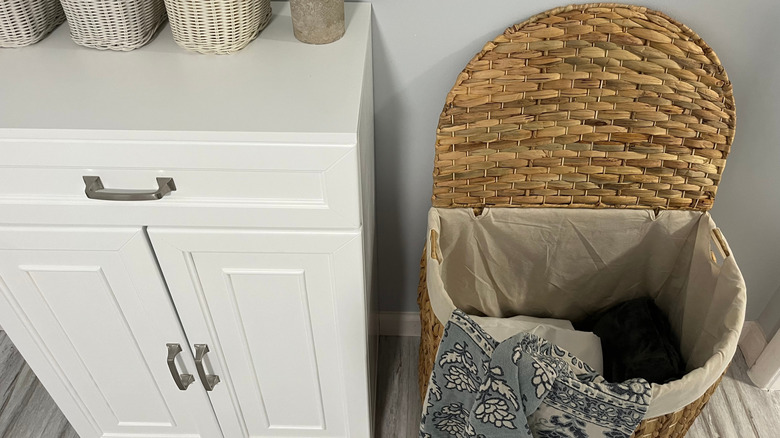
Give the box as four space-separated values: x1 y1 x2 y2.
0 138 362 228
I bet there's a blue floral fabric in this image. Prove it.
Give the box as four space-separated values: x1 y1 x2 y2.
420 310 652 438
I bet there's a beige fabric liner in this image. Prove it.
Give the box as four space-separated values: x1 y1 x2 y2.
426 207 746 418
470 315 604 374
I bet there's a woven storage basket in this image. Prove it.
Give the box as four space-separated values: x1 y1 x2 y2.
163 0 271 54
59 0 167 51
418 3 740 437
0 0 65 48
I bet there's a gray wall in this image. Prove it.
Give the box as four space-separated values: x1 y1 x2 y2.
343 0 780 323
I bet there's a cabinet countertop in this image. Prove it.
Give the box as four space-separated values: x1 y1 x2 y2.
0 2 371 143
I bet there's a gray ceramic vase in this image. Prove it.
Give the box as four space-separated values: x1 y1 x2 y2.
289 0 345 44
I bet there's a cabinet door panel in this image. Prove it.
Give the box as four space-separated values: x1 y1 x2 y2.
149 229 371 438
0 227 222 438
22 267 174 425
211 265 326 429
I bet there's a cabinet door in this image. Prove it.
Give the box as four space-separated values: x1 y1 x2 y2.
0 227 222 438
149 228 372 438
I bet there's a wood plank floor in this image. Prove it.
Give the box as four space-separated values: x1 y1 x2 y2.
1 331 778 437
0 331 77 438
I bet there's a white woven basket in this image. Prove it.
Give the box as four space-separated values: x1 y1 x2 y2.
59 0 167 51
0 0 65 48
163 0 271 54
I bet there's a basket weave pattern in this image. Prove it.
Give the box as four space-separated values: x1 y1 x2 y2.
59 0 167 51
0 0 65 48
417 246 722 438
432 3 735 211
163 0 271 54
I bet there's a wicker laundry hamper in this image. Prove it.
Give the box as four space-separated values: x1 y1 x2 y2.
417 4 742 437
59 0 167 50
0 0 65 48
163 0 271 54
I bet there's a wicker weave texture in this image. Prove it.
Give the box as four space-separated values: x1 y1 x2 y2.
164 0 271 54
59 0 166 51
416 246 721 438
0 0 64 48
433 3 735 211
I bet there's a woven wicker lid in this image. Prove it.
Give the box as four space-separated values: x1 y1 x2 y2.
432 3 735 210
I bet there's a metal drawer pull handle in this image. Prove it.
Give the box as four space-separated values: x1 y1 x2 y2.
166 343 195 391
194 344 220 391
83 176 176 201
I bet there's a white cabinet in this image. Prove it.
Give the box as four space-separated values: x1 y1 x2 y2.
0 227 222 437
0 2 375 438
149 229 371 437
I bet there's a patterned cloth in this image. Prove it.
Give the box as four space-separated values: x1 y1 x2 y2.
420 310 652 438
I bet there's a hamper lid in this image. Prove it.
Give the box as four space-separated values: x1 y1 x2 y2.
432 3 736 210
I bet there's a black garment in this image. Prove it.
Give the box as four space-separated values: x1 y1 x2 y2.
576 298 685 384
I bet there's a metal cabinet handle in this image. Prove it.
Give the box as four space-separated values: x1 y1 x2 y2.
166 343 195 391
83 176 176 201
194 344 220 391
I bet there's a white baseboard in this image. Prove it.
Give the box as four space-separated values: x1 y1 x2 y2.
378 312 421 337
739 320 767 368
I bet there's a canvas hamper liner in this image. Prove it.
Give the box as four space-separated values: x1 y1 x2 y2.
423 207 745 420
417 3 742 437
